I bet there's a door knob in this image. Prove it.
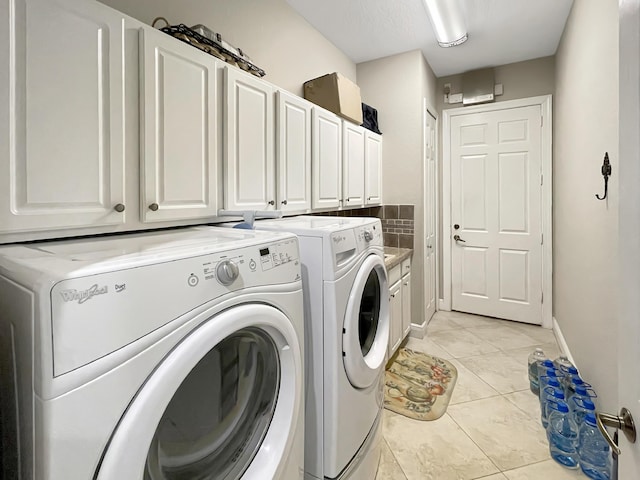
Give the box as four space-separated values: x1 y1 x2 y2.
148 203 159 211
268 200 275 206
281 199 288 205
114 203 125 213
596 408 636 455
453 234 466 243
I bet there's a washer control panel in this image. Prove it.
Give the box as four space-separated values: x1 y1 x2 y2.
50 235 301 377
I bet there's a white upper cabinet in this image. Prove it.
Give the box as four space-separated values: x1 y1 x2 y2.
364 131 382 205
311 108 342 210
224 67 275 211
276 91 312 213
0 0 126 234
342 122 365 207
139 26 220 223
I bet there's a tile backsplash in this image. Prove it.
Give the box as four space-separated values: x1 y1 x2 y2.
311 204 414 249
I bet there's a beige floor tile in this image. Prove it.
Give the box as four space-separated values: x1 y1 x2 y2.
458 352 530 394
405 336 454 360
426 312 465 333
448 397 550 471
376 438 408 480
383 411 500 480
429 329 500 358
502 343 562 367
503 459 586 479
448 359 501 405
503 390 542 421
475 474 508 480
466 325 541 351
509 323 558 345
442 311 504 328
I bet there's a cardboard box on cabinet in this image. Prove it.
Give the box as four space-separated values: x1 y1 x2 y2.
303 72 363 125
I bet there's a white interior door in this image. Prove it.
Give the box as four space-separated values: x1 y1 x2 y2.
424 108 437 323
450 105 543 324
617 1 640 474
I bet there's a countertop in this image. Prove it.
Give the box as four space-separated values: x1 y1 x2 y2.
383 246 412 270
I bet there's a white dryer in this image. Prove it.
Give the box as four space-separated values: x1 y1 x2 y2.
256 216 389 480
0 227 304 480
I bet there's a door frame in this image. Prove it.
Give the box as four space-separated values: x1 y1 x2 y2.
422 98 439 326
442 95 553 327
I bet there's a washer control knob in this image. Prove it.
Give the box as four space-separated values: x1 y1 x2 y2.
216 260 239 285
363 230 374 242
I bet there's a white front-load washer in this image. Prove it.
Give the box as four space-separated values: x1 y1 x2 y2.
0 226 305 480
255 216 389 480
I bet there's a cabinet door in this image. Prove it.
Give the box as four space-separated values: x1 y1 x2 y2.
140 26 220 223
365 131 382 205
342 122 365 207
311 108 342 209
389 280 403 357
276 91 311 212
402 272 412 338
0 0 126 234
224 67 275 211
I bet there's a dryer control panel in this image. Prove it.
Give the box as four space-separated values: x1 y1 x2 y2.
329 221 383 269
50 236 300 377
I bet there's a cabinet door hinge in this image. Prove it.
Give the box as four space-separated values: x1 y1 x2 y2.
541 233 544 245
540 116 544 127
540 173 544 186
541 292 544 303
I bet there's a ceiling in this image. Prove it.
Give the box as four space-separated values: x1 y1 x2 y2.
285 0 574 77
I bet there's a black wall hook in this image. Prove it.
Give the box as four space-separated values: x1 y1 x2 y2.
596 152 612 200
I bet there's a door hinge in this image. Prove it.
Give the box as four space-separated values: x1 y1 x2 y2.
540 173 544 186
541 233 544 245
541 292 544 303
540 116 543 127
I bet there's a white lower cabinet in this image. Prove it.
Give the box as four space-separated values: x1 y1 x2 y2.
139 26 220 223
388 257 412 357
389 279 403 357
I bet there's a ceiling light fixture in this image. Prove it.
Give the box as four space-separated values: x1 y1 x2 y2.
422 0 468 48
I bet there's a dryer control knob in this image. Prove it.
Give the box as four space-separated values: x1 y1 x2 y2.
216 260 239 285
363 230 374 242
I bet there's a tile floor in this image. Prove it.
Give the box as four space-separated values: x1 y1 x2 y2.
376 310 589 480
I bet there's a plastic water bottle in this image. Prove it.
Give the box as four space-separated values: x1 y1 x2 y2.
528 347 547 395
568 384 598 408
547 399 580 469
578 413 611 479
541 386 565 429
537 359 557 379
570 396 596 428
561 365 579 392
538 370 561 405
554 355 575 376
566 375 592 400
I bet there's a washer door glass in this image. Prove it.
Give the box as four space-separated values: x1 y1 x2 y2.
342 255 390 389
144 327 280 480
359 269 381 357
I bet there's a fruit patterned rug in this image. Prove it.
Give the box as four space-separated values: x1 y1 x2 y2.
384 347 458 421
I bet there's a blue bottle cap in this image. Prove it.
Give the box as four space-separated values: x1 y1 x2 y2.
572 396 595 411
585 413 597 426
545 368 559 377
566 366 579 376
556 400 569 413
540 376 561 388
541 359 555 369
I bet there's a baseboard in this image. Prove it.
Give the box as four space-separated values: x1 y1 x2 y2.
552 317 576 365
438 299 449 311
409 320 427 339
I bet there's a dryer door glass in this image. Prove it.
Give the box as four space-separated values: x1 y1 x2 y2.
144 327 280 480
359 269 381 356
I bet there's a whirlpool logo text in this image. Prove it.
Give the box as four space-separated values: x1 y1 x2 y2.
60 284 109 304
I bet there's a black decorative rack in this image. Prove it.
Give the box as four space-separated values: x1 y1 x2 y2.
159 23 266 78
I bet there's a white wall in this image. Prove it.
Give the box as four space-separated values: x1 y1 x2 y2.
99 0 356 96
554 0 619 410
357 50 438 329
